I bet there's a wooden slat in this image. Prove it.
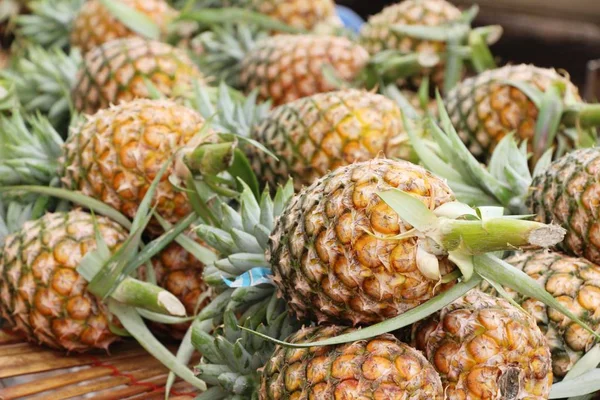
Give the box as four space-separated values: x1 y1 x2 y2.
0 355 166 398
91 373 171 400
0 343 149 378
28 367 167 400
0 342 41 357
0 330 198 399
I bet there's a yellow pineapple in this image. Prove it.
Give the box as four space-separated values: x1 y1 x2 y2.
0 210 127 352
70 0 176 54
445 64 595 163
239 34 369 106
247 89 413 189
206 0 340 31
61 99 215 235
359 0 462 88
72 37 204 116
260 325 444 399
485 250 600 379
412 290 553 399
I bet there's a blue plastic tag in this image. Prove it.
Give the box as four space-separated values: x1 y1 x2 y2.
222 267 274 288
336 5 366 33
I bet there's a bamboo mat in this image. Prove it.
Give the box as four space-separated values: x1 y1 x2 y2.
0 330 199 400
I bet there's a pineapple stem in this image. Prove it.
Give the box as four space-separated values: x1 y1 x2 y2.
438 217 566 254
564 103 600 128
112 276 186 316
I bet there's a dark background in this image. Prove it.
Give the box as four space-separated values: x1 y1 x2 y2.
338 0 600 98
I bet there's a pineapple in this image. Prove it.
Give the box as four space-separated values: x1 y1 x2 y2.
262 158 565 326
238 34 369 106
194 0 340 31
260 325 444 399
486 250 600 379
267 159 453 325
359 0 462 88
0 99 215 236
61 99 215 235
194 295 443 399
0 210 127 352
445 64 597 163
528 148 600 265
70 0 176 54
246 89 413 189
412 290 553 399
72 37 204 116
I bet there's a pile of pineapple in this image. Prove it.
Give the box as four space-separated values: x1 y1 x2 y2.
1 0 600 399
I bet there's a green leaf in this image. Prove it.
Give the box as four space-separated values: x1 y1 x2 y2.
475 254 600 341
468 29 497 73
87 221 149 299
241 276 482 348
383 85 420 121
448 251 474 281
503 80 544 108
550 369 600 398
564 345 600 381
165 319 212 399
0 186 131 229
391 24 453 42
230 150 260 199
99 0 161 40
176 8 305 34
108 300 207 391
378 189 439 233
155 213 218 265
533 83 564 162
128 213 197 275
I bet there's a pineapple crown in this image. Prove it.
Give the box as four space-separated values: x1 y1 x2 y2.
193 24 268 88
408 91 600 214
186 81 271 141
0 195 52 245
1 45 81 131
193 180 294 323
193 294 298 399
0 110 64 187
0 79 19 111
15 0 84 49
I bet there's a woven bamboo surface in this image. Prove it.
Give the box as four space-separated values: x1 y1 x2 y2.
0 330 199 400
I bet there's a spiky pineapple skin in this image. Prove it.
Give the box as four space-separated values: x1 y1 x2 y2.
218 0 338 31
248 89 410 190
496 250 600 379
528 148 600 266
70 0 176 54
267 159 456 326
71 37 204 116
446 64 582 160
61 99 213 236
240 35 369 106
359 0 462 88
413 290 553 400
260 325 444 399
0 211 125 352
